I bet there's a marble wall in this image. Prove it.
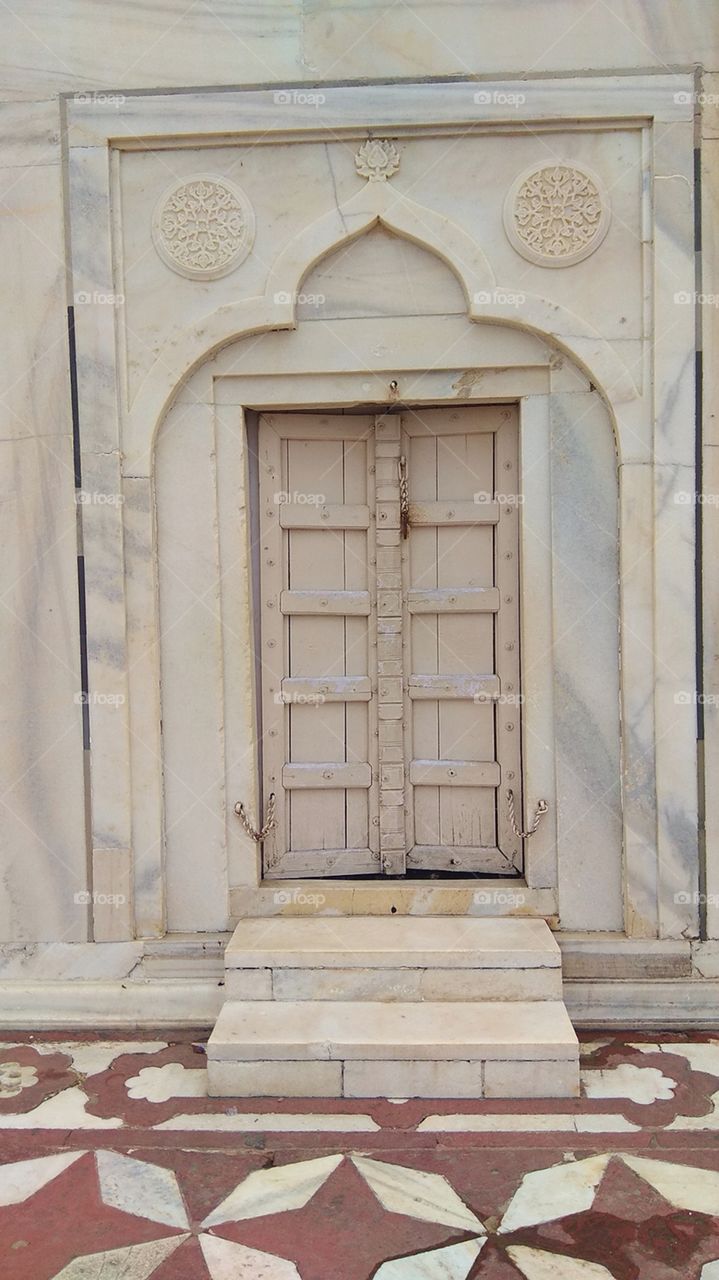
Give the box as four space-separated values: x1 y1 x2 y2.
0 1 716 970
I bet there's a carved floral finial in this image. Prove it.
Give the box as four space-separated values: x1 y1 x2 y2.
355 138 400 182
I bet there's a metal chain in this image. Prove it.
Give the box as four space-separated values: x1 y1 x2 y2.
234 792 276 842
507 788 548 840
398 455 410 539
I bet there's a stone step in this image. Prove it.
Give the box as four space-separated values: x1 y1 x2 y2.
223 916 562 1001
206 999 580 1098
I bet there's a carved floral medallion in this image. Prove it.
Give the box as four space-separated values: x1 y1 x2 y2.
503 163 610 267
355 138 400 182
152 175 255 280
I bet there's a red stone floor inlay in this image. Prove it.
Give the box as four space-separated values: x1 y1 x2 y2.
0 1030 717 1278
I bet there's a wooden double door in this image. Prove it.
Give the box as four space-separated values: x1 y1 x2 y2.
255 405 523 878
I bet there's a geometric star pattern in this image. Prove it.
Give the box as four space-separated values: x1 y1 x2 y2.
1 1033 719 1278
0 1148 714 1279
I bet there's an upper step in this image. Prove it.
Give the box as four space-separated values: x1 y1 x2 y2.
224 916 561 970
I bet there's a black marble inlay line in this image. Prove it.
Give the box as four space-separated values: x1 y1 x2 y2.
67 305 81 488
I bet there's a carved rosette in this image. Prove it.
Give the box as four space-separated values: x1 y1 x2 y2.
152 174 255 280
503 163 610 267
355 138 400 182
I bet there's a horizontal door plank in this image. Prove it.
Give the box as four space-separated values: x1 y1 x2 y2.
407 588 500 614
264 848 379 878
264 414 374 441
409 500 499 526
281 676 372 703
410 759 501 787
406 844 510 873
281 590 371 616
279 503 371 529
408 674 500 700
282 763 372 788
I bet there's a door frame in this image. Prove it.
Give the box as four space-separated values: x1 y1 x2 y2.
251 405 527 883
231 375 561 917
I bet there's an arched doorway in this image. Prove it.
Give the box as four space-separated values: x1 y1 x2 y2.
154 229 623 932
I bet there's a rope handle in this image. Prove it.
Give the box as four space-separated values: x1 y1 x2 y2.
507 788 548 840
398 455 410 539
234 792 276 842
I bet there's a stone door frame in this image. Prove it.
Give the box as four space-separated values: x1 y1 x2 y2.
65 74 699 940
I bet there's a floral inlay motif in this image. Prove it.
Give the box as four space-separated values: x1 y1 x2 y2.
504 163 610 266
152 176 255 279
355 139 400 182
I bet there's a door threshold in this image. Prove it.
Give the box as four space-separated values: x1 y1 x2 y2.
230 879 558 922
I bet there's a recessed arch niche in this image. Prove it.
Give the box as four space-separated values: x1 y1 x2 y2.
153 228 622 933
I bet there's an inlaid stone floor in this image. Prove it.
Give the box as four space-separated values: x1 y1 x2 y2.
0 1031 718 1277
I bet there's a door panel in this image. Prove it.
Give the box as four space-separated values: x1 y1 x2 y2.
403 407 522 874
257 406 522 879
259 413 379 877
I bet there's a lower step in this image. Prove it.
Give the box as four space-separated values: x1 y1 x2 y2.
207 1000 579 1098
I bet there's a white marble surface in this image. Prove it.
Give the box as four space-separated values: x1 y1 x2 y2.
374 1239 484 1278
549 389 623 931
622 1155 719 1215
204 1154 343 1226
0 1086 122 1129
155 1110 379 1131
582 1063 676 1104
200 1235 302 1280
96 1150 189 1228
498 1155 612 1233
0 1151 84 1205
506 1246 614 1279
209 999 579 1060
155 397 228 931
125 1062 207 1101
0 39 707 974
53 1236 185 1280
300 6 716 79
0 0 302 100
352 1156 484 1231
226 916 561 967
0 128 86 945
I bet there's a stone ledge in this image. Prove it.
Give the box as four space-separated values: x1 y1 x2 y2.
207 1000 579 1062
559 934 692 979
566 978 719 1026
225 916 561 969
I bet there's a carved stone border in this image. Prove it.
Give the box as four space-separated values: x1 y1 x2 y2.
65 75 699 943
